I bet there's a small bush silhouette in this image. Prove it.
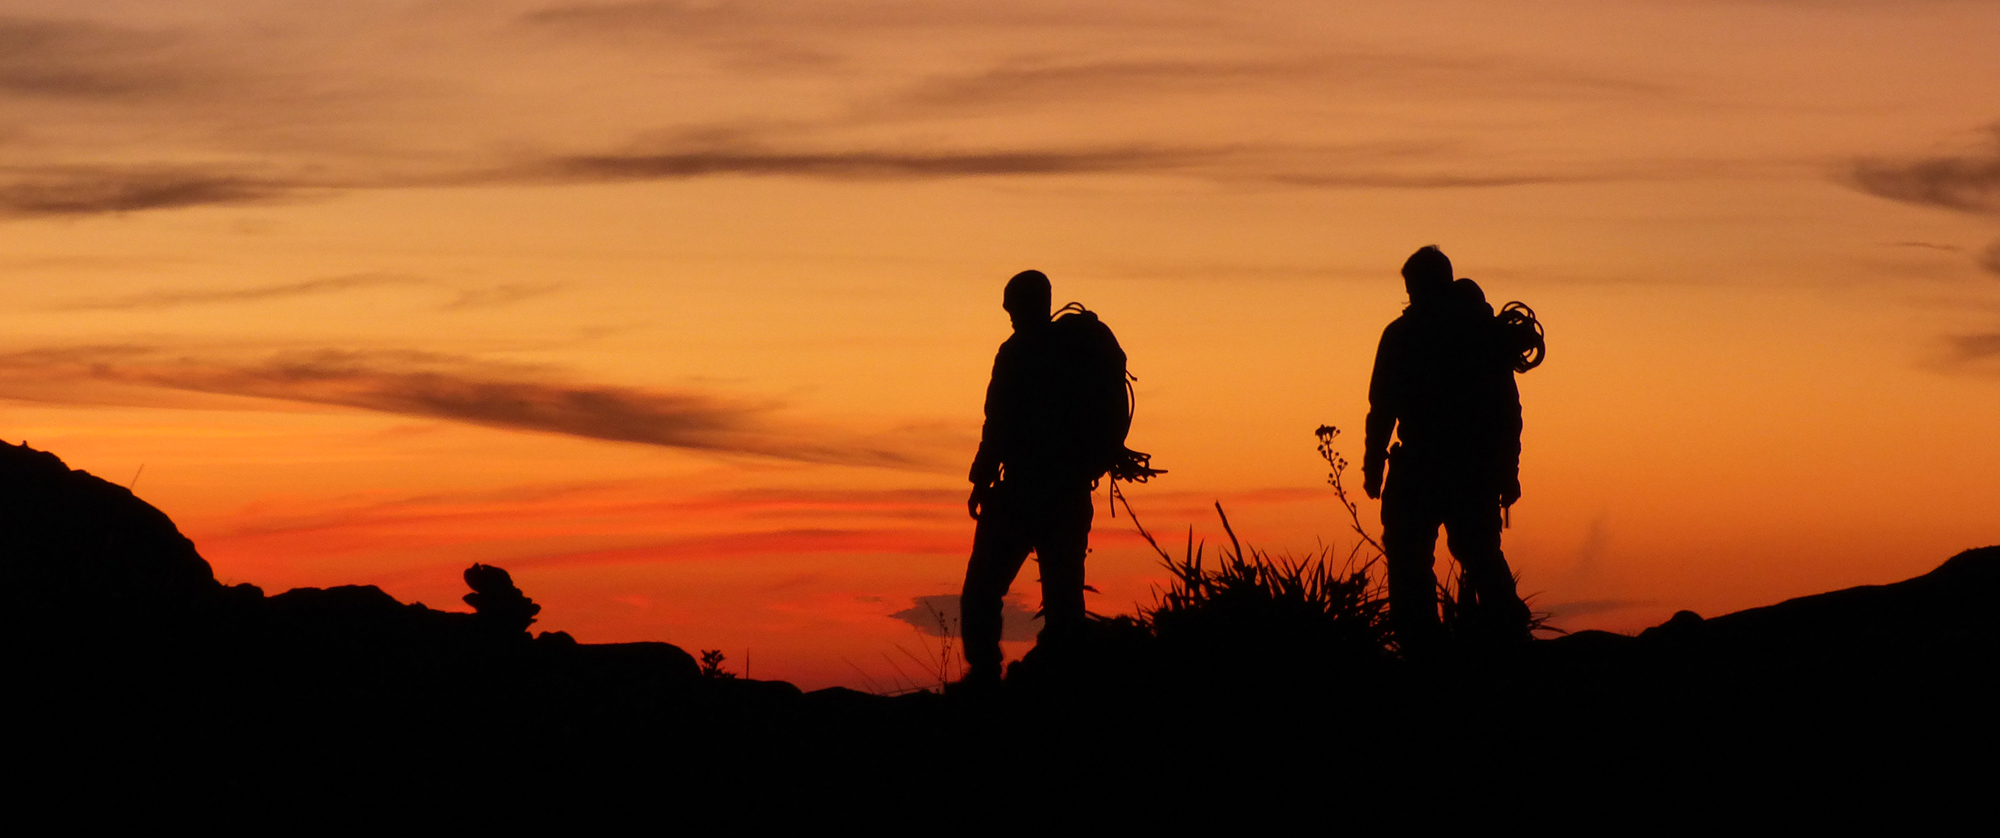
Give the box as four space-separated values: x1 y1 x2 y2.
698 649 735 679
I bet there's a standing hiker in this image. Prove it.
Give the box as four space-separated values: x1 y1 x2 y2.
1363 246 1533 655
960 270 1146 687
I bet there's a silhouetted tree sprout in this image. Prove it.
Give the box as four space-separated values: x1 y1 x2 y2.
699 650 735 680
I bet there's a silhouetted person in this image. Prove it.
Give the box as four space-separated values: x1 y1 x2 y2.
1363 246 1530 655
960 270 1127 687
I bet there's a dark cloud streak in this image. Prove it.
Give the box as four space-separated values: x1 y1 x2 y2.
0 167 297 217
443 283 564 311
1947 333 2000 364
1848 128 2000 215
1269 172 1600 189
882 55 1667 118
51 274 563 313
0 346 941 470
54 274 425 311
520 1 1191 33
0 16 191 99
518 146 1209 182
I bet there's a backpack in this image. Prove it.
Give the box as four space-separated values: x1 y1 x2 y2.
1048 303 1162 484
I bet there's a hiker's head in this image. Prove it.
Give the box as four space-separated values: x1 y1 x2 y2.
1401 245 1453 307
1003 269 1051 330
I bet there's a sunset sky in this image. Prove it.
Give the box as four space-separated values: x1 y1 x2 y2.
4 0 1998 689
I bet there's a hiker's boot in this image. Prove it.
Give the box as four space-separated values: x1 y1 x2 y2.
947 666 1002 700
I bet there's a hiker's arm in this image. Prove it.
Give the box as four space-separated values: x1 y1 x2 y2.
969 347 1011 485
1362 326 1400 499
969 347 1012 518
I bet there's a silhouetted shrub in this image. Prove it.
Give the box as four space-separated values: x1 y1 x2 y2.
1135 503 1390 678
699 649 735 679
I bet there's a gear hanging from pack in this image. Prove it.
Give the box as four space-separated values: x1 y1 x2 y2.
1497 301 1546 374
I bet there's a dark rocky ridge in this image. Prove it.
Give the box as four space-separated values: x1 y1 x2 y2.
7 439 1996 817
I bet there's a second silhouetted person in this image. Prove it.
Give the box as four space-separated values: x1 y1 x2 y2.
1363 246 1532 655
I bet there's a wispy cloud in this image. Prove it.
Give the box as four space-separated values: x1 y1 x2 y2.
509 145 1212 182
53 273 424 311
1943 332 2000 371
0 166 296 217
519 1 1192 35
883 59 1313 113
185 482 970 567
889 594 1038 641
504 527 968 568
2 140 1654 208
1983 239 2000 276
0 16 193 99
0 346 946 469
1268 171 1602 189
444 283 564 310
475 134 1684 193
1929 325 2000 378
1849 127 2000 215
877 54 1667 119
50 274 563 312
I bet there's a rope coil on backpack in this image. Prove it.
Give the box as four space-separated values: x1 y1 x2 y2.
1498 301 1545 374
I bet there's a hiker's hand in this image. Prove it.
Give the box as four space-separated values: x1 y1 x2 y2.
1362 450 1386 500
967 483 989 520
1500 476 1521 508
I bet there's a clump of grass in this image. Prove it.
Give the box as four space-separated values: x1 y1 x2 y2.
892 602 961 694
1151 505 1389 673
1111 482 1390 678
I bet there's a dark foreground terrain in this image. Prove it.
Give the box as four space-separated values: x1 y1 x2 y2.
7 440 1995 820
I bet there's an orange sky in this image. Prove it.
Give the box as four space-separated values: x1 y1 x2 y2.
4 0 1998 689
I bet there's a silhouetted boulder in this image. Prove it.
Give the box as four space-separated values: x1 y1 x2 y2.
1635 609 1704 643
463 562 540 636
571 640 701 683
0 441 219 628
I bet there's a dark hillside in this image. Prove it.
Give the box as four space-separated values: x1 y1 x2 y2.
6 440 1996 817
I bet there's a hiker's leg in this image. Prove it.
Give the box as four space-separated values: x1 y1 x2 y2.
1381 474 1444 656
1444 494 1528 642
1031 484 1095 648
961 484 1032 683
